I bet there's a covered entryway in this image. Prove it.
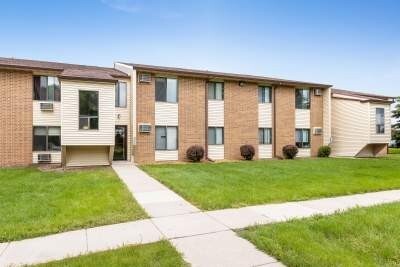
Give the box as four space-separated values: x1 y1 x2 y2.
113 126 127 161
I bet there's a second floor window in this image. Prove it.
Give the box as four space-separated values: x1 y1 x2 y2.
33 76 60 101
295 128 310 148
295 89 310 109
115 82 127 108
376 108 385 134
208 82 224 100
258 86 272 103
208 127 224 145
33 126 61 151
79 91 99 130
156 78 178 103
259 128 272 144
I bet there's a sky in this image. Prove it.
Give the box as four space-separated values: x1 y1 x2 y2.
1 0 399 97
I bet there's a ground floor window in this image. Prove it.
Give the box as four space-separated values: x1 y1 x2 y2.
295 128 310 148
208 127 224 145
33 126 61 151
155 126 178 150
259 128 272 144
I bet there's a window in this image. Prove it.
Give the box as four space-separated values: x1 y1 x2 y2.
208 127 224 145
155 126 178 150
155 78 178 103
115 82 127 107
376 108 385 134
79 91 99 130
208 82 224 100
258 86 272 103
295 129 310 148
295 89 310 109
33 126 61 151
259 128 272 144
33 76 61 101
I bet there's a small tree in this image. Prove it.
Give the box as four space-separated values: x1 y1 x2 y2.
392 97 400 147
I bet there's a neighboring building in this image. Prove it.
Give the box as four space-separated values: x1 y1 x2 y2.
0 57 393 167
331 89 394 157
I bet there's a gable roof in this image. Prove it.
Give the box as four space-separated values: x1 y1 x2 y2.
332 88 394 103
119 62 332 88
0 57 128 82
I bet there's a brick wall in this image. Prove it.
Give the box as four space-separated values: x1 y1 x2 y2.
178 78 206 160
135 78 155 163
275 86 295 157
224 81 258 160
0 70 33 167
310 90 324 156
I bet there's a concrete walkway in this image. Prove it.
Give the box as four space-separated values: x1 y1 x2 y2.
1 162 400 266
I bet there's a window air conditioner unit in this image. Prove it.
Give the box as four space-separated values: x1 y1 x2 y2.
38 153 51 163
313 127 323 135
314 88 322 96
40 102 54 111
138 123 151 133
138 73 152 83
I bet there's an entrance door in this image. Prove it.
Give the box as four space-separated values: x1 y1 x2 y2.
114 126 127 160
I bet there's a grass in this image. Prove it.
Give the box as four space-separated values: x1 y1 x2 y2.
239 202 400 267
389 147 400 154
0 167 147 242
141 157 400 210
33 241 187 267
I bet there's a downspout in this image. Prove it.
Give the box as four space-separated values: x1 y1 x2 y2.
273 85 277 157
205 80 209 160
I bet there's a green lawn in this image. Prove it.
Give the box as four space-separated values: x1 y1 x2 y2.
389 147 400 154
141 157 400 210
0 167 147 242
239 202 400 267
34 241 187 267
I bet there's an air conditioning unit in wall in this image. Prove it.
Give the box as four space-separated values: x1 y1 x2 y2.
40 102 54 111
313 127 323 135
314 88 322 96
138 73 152 83
38 154 51 163
138 123 151 133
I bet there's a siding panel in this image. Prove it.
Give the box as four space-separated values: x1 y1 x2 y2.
208 100 224 127
259 144 272 159
297 148 311 157
155 150 179 161
258 103 272 128
295 109 310 128
32 152 61 164
155 102 178 126
33 101 61 126
208 145 224 160
369 103 391 144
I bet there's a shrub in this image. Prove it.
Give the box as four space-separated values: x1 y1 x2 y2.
282 145 298 159
318 146 331 157
186 145 204 162
240 145 255 160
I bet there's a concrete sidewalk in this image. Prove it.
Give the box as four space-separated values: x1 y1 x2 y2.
1 162 399 266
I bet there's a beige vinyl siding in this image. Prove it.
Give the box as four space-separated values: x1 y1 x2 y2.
208 145 224 160
369 103 391 143
258 144 272 159
155 150 179 161
297 148 311 157
208 100 224 127
33 101 61 126
66 146 109 167
323 88 331 145
295 109 310 128
155 102 178 126
115 79 132 161
61 80 115 146
331 98 370 156
258 103 272 128
32 152 61 164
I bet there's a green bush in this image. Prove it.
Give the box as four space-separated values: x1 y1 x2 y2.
318 146 331 157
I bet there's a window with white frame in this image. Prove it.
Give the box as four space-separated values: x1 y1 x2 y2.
79 90 99 130
115 82 127 107
208 127 224 145
376 108 385 134
208 82 224 100
155 78 178 103
155 126 178 150
33 126 61 151
295 128 310 148
295 88 310 109
259 128 272 144
258 86 272 103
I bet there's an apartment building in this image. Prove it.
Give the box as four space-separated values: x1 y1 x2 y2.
0 57 393 167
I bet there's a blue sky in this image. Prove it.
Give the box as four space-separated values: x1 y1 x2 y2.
1 0 399 96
